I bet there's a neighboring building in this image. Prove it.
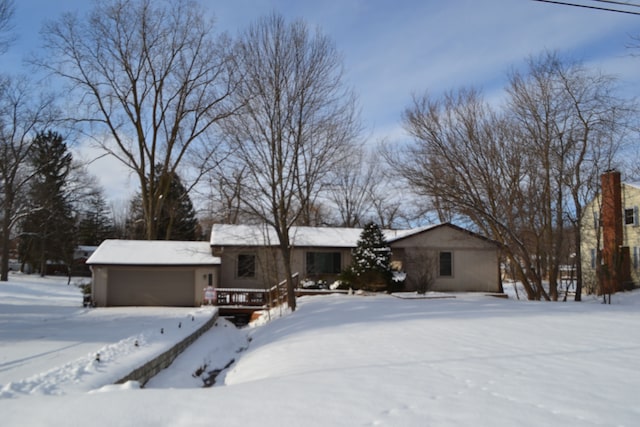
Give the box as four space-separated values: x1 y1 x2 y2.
210 223 502 294
580 171 639 294
86 240 220 307
75 245 98 261
71 245 99 277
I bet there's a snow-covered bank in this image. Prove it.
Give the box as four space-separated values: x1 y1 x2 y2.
0 273 216 397
2 273 640 426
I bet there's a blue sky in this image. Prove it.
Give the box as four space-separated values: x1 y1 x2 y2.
4 0 640 202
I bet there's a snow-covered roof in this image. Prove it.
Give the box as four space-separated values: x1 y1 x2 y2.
209 224 441 248
86 240 220 266
624 181 640 190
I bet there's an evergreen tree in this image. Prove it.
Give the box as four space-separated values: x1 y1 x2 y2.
76 189 115 246
126 169 199 240
347 222 392 291
158 172 199 240
19 131 75 275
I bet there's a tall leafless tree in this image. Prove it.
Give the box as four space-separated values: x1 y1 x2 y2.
397 52 632 301
398 88 549 299
36 0 240 239
220 13 360 310
0 0 14 54
507 52 632 300
327 145 376 227
0 76 58 281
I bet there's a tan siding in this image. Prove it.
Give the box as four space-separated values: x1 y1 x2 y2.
213 224 499 293
91 266 108 306
581 183 640 293
194 267 219 306
391 225 500 293
216 246 352 289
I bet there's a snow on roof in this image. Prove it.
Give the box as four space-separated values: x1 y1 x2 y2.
76 245 99 252
86 240 220 266
209 223 441 248
624 181 640 190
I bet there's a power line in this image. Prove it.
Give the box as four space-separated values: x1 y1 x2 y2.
532 0 640 15
592 1 640 9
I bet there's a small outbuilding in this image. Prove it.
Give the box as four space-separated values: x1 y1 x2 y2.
86 240 220 307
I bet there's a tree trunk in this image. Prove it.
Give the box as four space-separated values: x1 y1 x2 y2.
1 204 11 281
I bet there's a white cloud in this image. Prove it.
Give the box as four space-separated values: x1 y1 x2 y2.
14 0 640 190
72 144 137 205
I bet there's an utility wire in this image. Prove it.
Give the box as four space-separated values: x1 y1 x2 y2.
592 1 640 9
532 0 640 15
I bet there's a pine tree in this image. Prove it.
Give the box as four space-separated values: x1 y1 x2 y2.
76 189 115 246
19 131 75 275
126 169 199 240
157 172 199 240
348 222 392 291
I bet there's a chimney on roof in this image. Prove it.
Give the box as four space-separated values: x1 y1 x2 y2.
600 170 631 294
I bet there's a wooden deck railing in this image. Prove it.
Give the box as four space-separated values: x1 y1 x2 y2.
215 272 300 310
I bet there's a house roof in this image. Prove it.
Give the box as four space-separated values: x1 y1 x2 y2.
209 223 443 248
86 240 220 266
624 181 640 190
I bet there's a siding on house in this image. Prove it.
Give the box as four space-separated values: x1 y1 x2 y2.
580 182 640 293
390 224 501 293
87 240 220 307
211 223 501 293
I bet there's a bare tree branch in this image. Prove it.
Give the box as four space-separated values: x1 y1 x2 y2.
35 0 241 239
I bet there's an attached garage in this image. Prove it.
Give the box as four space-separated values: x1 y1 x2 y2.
87 240 220 307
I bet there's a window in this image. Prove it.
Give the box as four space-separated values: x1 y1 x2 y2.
634 247 639 270
306 252 341 275
590 249 596 269
439 251 453 277
237 254 256 278
624 207 638 226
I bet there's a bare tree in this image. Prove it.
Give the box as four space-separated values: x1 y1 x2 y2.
397 52 632 301
0 76 58 281
0 0 14 54
36 0 240 239
327 146 377 227
199 166 253 226
507 52 632 300
398 88 550 300
109 199 130 239
220 13 360 310
405 249 437 295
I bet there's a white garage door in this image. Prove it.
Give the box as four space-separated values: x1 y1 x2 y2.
107 268 195 306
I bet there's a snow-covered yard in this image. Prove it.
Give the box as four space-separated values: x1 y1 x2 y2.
1 273 640 426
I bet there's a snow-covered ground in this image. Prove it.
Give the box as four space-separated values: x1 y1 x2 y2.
1 273 640 426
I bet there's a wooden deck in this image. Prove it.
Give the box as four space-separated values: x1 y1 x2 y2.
213 275 294 323
213 274 348 324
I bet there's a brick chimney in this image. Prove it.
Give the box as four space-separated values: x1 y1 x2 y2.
600 170 631 293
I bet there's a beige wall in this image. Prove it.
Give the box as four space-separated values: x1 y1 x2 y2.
581 183 640 293
91 266 108 305
213 225 500 293
193 267 219 306
391 226 500 293
214 245 352 289
91 265 218 307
